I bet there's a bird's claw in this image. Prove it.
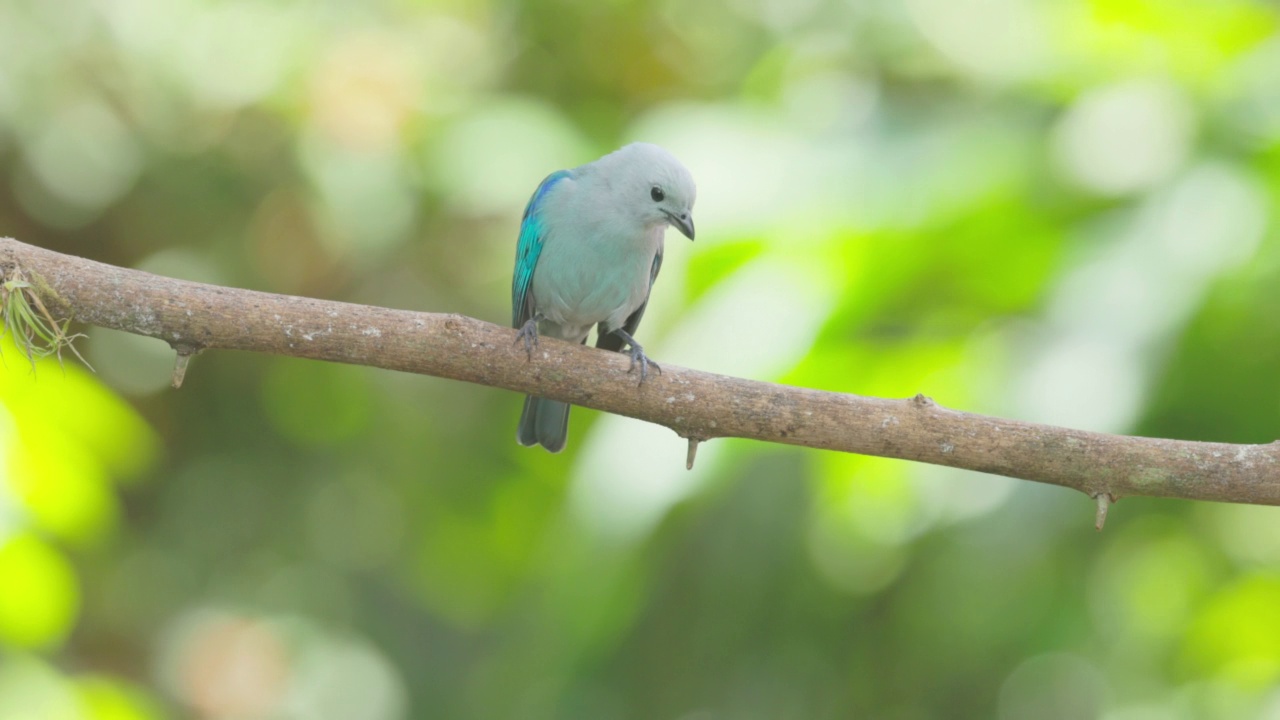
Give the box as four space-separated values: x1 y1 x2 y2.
627 345 661 385
515 317 540 361
609 328 660 385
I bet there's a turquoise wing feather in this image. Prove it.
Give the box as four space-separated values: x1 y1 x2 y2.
512 170 571 328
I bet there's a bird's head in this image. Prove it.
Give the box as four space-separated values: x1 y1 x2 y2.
599 142 697 240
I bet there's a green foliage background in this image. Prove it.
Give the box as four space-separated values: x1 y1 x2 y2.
3 0 1280 718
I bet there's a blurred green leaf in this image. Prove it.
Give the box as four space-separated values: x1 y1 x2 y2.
0 534 79 648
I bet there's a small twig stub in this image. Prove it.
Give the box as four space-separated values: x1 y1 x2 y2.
685 437 700 470
1093 493 1114 532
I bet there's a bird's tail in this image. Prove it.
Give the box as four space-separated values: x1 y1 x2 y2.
517 396 571 452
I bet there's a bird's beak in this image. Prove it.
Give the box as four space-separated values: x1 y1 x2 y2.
668 212 695 240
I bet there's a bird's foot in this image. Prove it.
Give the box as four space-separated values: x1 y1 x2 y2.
515 316 541 361
612 329 661 385
628 345 661 384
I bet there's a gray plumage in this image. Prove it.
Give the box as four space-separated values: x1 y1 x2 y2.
512 143 697 452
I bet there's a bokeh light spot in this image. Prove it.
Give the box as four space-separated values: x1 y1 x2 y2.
1052 79 1194 196
22 99 141 213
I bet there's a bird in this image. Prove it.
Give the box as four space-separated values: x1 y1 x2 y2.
512 142 697 452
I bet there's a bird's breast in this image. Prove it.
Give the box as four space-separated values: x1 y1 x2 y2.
531 223 663 336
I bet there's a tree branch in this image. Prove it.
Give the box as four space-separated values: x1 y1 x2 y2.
5 236 1279 508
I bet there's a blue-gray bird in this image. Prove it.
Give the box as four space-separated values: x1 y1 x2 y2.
512 143 697 452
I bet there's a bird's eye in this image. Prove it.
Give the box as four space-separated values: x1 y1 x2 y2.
650 186 665 202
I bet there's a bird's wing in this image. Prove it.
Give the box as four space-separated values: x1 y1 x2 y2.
597 247 663 351
512 170 572 328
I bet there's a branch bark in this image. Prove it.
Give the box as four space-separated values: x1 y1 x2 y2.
5 236 1279 507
